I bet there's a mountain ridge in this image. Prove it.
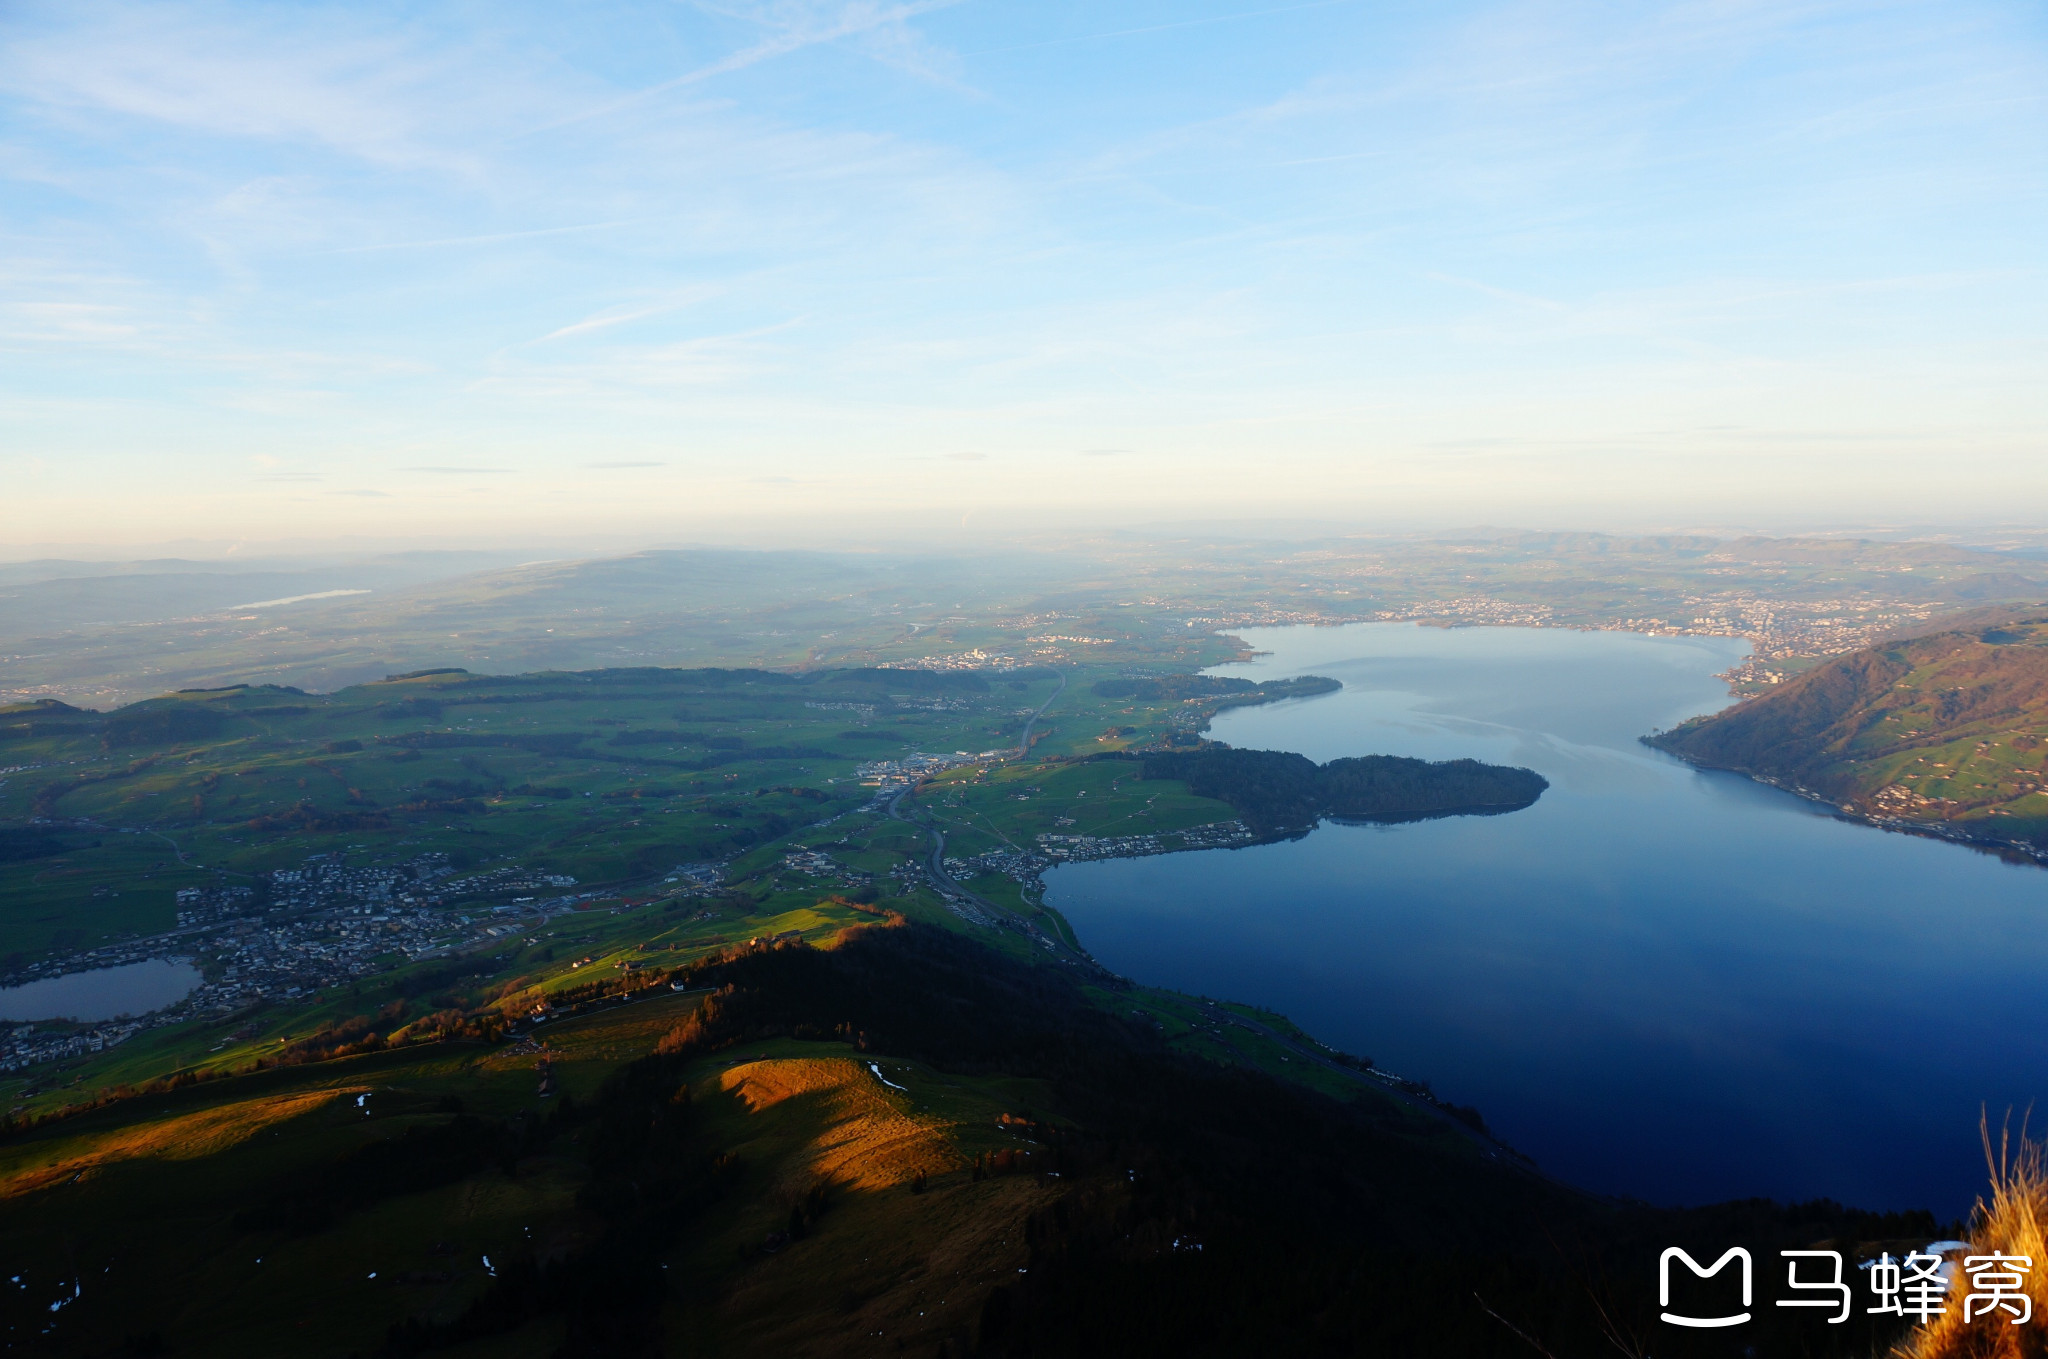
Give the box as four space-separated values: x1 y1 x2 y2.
1648 606 2048 854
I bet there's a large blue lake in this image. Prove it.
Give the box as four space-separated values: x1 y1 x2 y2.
1044 623 2048 1215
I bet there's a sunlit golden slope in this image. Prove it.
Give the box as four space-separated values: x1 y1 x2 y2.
0 1088 349 1199
688 1051 1060 1359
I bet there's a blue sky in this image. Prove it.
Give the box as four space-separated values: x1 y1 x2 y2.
3 0 2044 550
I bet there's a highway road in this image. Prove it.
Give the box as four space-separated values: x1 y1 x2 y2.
1012 668 1065 755
882 669 1095 965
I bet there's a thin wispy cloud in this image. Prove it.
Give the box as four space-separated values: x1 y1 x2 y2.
542 0 967 131
964 0 1363 57
0 7 482 172
332 222 637 255
536 289 722 343
2 0 2041 540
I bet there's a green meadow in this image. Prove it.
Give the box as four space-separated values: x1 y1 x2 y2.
0 662 1294 1118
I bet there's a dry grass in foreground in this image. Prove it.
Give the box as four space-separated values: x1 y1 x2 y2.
1898 1121 2048 1358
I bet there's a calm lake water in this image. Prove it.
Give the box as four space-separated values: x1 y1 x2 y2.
1044 623 2048 1215
0 959 200 1022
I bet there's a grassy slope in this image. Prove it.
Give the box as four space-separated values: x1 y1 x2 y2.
0 915 1944 1359
0 988 1055 1357
1649 608 2048 847
681 1047 1057 1358
0 926 1437 1358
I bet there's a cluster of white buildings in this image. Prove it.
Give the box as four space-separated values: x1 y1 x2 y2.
942 847 1049 883
1678 594 1943 661
0 851 596 1079
0 1021 144 1073
662 862 725 893
855 752 989 787
883 649 1021 671
174 883 255 927
1035 821 1256 862
269 853 446 910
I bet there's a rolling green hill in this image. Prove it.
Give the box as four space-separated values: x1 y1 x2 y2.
1648 609 2048 852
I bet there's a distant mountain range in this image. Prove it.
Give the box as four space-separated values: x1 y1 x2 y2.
9 531 2048 710
1648 606 2048 854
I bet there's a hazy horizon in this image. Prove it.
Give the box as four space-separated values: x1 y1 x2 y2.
12 511 2048 567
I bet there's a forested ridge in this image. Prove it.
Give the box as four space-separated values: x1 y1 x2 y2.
1121 746 1548 833
1649 609 2048 847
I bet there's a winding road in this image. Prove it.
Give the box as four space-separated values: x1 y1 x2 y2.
883 669 1094 964
1012 668 1065 756
884 784 1088 964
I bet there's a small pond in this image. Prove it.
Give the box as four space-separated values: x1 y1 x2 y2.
0 959 202 1022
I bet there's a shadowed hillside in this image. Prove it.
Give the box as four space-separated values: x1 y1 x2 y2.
0 921 1939 1358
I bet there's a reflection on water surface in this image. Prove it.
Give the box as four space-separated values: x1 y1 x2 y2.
1047 623 2048 1214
